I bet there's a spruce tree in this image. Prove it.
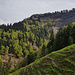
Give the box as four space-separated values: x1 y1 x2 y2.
47 29 54 53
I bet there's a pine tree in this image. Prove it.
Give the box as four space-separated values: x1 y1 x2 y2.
47 29 54 53
68 36 73 45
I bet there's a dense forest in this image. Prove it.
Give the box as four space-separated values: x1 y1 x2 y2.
0 8 75 75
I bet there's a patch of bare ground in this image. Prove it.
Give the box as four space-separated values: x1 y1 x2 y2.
1 53 23 67
28 41 39 51
52 27 59 35
52 61 57 65
46 74 49 75
52 60 60 66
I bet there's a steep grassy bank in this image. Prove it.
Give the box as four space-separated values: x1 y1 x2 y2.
10 44 75 75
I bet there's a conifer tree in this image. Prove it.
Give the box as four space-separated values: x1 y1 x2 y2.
68 36 73 45
47 29 54 53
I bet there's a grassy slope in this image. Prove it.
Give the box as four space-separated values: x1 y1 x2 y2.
10 44 75 75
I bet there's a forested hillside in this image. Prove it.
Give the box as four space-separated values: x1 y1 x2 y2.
0 20 75 75
29 8 75 27
0 8 75 75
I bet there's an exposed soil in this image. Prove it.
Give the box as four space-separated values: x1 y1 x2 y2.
1 53 23 67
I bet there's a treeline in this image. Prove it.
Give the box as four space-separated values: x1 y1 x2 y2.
0 29 34 57
0 15 51 74
31 8 75 19
36 23 75 59
11 23 75 73
47 23 75 53
0 21 50 57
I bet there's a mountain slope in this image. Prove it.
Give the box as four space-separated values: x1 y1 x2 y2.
23 8 75 27
0 8 75 32
10 44 75 75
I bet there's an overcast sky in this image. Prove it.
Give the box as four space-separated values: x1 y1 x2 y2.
0 0 75 24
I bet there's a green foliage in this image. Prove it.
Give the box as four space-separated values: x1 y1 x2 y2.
47 29 54 53
54 24 75 50
30 25 50 46
0 55 3 75
10 44 75 75
46 24 75 53
14 57 28 71
47 22 53 27
28 20 33 25
0 46 5 54
23 23 28 31
35 21 40 26
0 56 11 75
37 41 48 58
5 46 9 54
0 28 45 56
68 36 73 45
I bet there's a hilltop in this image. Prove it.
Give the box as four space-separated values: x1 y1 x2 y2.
22 8 75 27
10 44 75 75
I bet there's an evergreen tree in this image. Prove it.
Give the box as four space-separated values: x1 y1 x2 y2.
68 36 73 45
47 29 54 53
